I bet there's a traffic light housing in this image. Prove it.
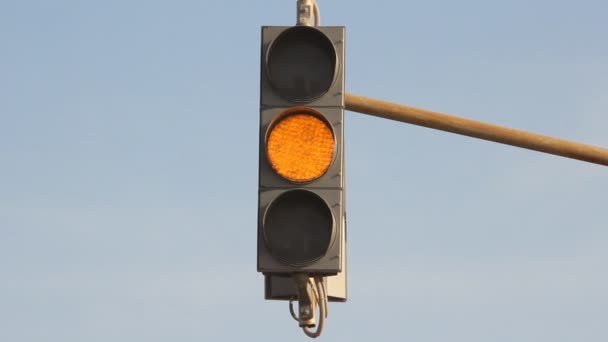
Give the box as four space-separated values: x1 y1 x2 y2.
258 25 345 276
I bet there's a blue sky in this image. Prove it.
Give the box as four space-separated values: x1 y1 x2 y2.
1 0 607 341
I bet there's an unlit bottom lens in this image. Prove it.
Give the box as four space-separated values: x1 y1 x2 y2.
263 189 333 266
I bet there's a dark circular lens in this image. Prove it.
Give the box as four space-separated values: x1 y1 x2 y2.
263 190 334 266
266 26 337 103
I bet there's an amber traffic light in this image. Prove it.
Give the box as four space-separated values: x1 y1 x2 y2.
266 109 336 183
258 25 345 275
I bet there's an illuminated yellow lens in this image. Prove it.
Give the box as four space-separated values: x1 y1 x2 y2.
267 113 335 182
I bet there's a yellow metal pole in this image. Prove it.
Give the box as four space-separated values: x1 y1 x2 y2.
345 93 608 167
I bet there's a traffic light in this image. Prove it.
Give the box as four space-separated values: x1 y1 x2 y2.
258 25 346 276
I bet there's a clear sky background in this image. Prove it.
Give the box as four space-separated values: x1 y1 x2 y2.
1 1 607 341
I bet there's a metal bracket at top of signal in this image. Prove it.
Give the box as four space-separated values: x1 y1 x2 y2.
297 0 321 27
